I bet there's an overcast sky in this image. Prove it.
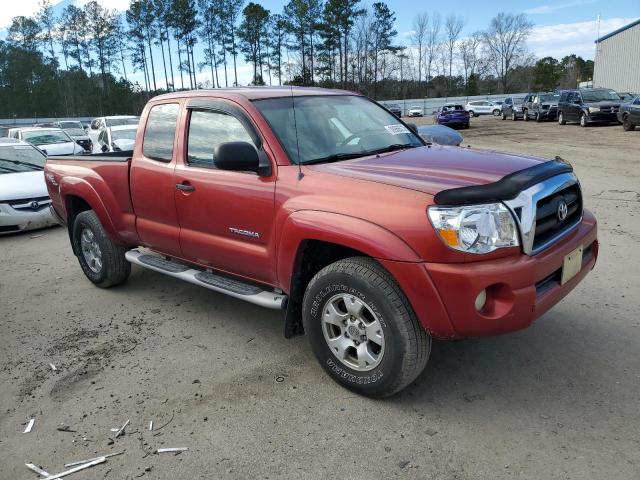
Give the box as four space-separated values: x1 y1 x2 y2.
1 0 638 88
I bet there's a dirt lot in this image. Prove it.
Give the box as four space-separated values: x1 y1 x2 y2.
1 115 639 479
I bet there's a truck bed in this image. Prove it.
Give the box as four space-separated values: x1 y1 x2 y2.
44 151 138 245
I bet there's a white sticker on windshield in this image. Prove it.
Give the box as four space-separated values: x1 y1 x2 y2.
384 124 410 135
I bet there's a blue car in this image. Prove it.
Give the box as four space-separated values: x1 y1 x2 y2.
433 104 470 129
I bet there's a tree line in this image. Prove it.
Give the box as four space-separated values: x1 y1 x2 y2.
0 0 595 118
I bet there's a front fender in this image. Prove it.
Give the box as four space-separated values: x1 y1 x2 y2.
276 210 421 290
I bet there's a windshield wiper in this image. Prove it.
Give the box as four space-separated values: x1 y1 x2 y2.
0 158 43 170
366 144 419 155
303 152 371 165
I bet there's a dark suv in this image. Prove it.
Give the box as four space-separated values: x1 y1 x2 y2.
524 92 560 122
557 88 622 127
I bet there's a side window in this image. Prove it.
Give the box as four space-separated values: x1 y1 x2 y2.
186 110 254 168
143 103 180 162
505 98 512 105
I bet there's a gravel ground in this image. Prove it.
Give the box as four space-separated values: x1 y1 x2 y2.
1 115 639 479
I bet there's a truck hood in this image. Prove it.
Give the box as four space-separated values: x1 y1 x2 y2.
308 145 545 195
0 170 47 201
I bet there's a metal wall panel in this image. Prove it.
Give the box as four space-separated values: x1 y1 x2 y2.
593 23 640 93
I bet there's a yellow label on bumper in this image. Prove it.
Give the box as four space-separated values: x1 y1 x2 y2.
561 245 583 285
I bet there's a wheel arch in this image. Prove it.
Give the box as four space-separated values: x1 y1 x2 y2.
278 210 421 338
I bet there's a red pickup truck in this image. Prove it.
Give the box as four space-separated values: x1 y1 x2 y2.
45 87 598 397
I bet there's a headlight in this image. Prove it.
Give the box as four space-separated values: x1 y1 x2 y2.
589 106 600 113
428 203 519 254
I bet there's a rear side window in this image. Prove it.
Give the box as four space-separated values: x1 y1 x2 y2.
143 103 180 162
187 110 254 168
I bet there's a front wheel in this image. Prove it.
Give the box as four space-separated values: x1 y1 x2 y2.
622 114 635 131
302 257 431 398
511 111 517 121
580 113 589 127
493 109 501 116
523 109 529 121
467 110 475 117
72 210 131 288
536 112 542 122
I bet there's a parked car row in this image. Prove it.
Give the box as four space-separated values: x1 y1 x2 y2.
0 115 140 236
500 88 639 131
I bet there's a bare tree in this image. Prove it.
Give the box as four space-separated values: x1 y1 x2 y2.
482 12 532 93
410 12 428 85
424 12 440 96
459 31 481 89
444 14 464 90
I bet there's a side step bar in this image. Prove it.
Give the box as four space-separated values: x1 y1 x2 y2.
125 249 287 310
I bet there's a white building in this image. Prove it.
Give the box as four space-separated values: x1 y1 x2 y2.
593 19 640 94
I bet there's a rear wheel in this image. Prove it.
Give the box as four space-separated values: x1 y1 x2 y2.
72 210 130 288
523 109 529 121
493 109 501 116
623 114 635 131
558 111 566 125
302 257 430 398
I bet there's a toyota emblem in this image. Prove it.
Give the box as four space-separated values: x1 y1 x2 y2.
557 200 568 222
30 201 40 210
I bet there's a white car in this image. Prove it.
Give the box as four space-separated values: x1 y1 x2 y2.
407 105 424 117
96 125 138 153
7 127 84 156
464 100 502 117
53 121 93 152
88 116 139 151
0 138 58 234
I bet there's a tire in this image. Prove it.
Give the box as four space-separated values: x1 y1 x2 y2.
523 109 529 121
622 114 635 131
580 113 588 127
72 210 130 288
302 257 431 398
493 109 501 116
511 111 517 121
468 110 474 118
558 111 566 125
501 112 507 120
535 112 542 122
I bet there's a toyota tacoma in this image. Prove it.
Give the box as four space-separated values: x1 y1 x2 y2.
44 87 598 398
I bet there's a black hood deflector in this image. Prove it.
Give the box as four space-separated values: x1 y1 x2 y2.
433 157 573 205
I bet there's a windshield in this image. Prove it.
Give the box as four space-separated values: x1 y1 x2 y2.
58 121 84 130
539 94 560 103
513 97 526 104
581 89 620 102
0 144 46 172
22 130 71 145
254 95 423 165
111 129 137 141
106 117 139 127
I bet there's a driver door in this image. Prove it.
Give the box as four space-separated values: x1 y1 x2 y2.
173 101 277 284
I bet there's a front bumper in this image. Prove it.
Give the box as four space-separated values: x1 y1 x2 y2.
380 210 598 338
588 112 619 123
0 202 58 234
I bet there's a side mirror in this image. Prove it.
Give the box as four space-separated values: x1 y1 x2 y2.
406 123 419 134
214 141 261 174
101 144 108 153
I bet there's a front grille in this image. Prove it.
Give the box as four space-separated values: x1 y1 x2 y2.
599 106 619 114
76 139 92 152
7 195 52 212
532 184 582 251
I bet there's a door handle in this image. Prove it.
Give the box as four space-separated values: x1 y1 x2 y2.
176 182 195 192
